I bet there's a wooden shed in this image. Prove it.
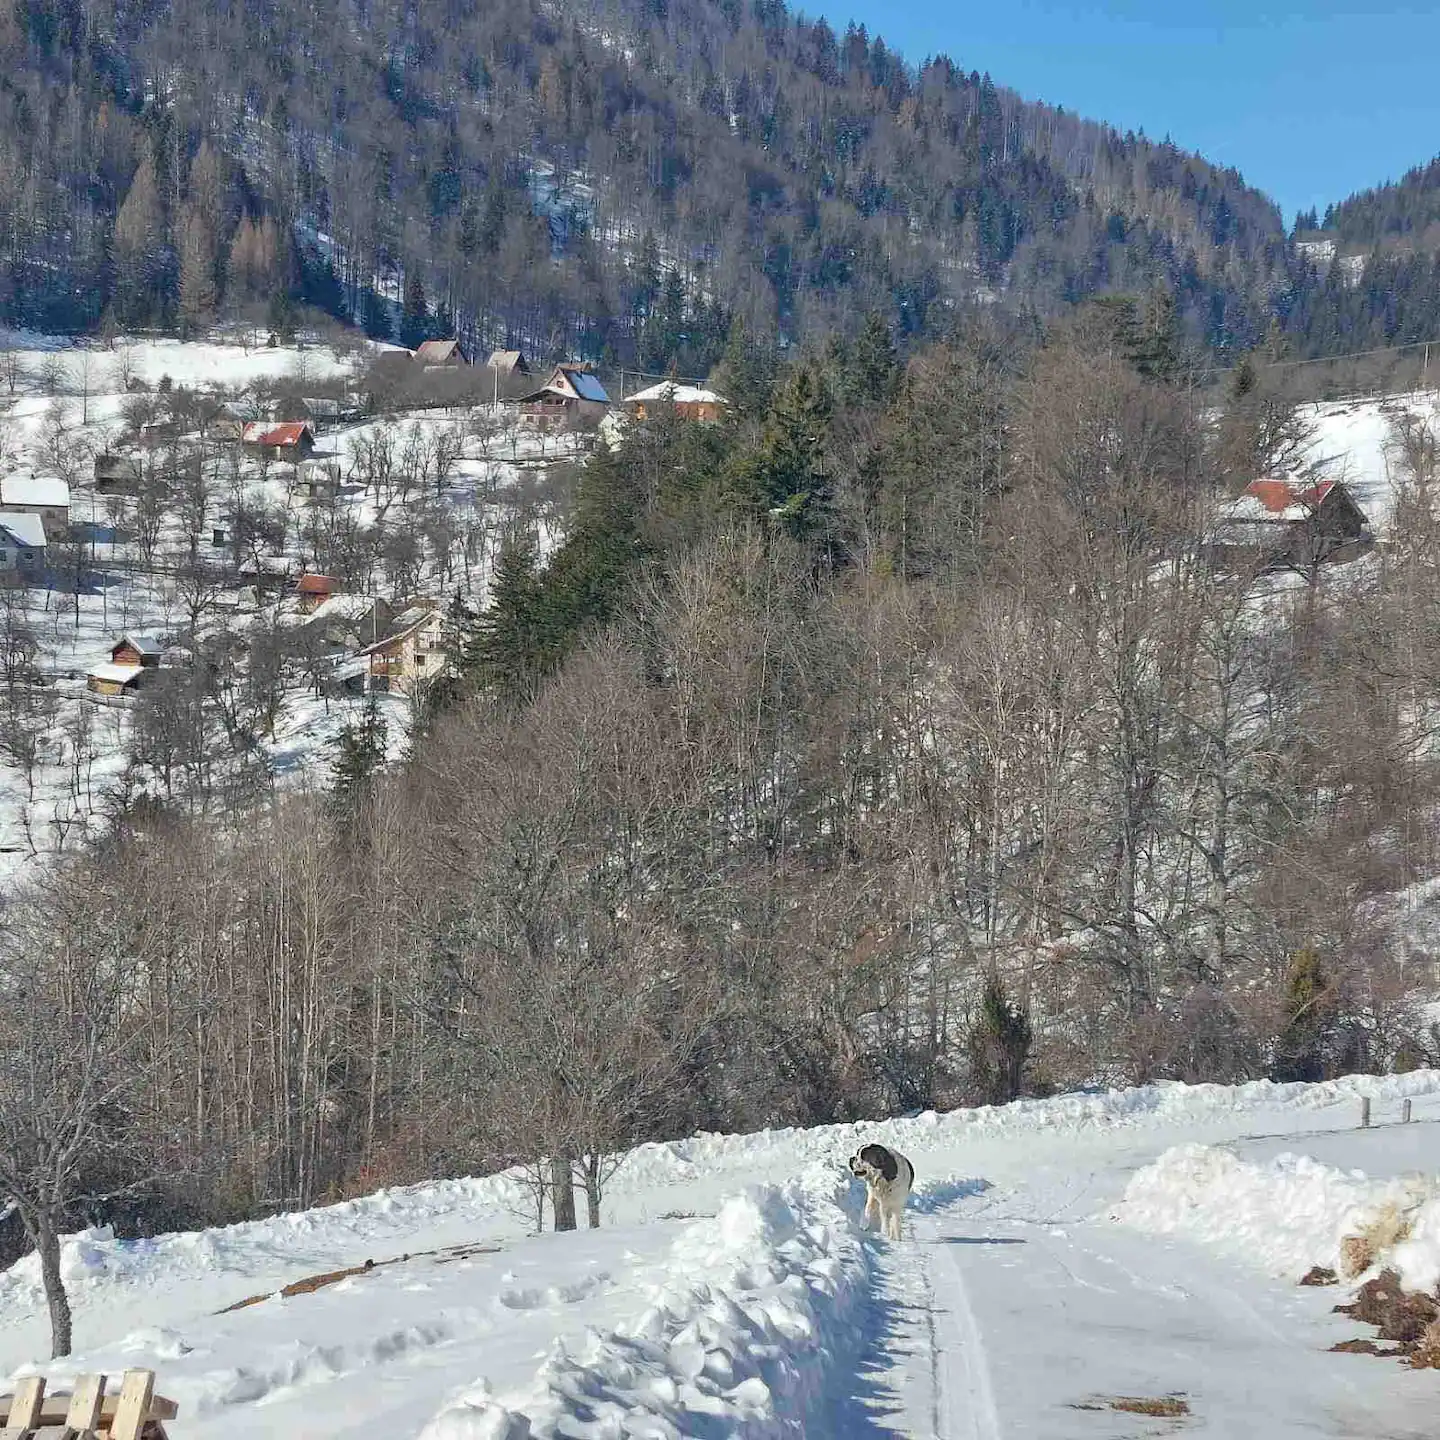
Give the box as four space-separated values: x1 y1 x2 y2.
1213 476 1370 572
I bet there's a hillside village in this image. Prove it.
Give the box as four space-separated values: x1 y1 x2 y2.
0 322 1434 880
0 330 729 872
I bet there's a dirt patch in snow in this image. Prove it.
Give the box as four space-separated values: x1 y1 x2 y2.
1071 1394 1190 1418
1300 1265 1338 1286
1109 1396 1190 1418
1331 1267 1440 1364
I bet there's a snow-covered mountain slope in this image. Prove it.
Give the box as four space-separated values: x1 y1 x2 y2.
4 1072 1440 1437
1302 386 1440 538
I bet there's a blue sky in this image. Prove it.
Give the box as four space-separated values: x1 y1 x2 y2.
804 0 1440 225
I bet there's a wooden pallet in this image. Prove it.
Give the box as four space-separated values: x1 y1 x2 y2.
0 1370 177 1440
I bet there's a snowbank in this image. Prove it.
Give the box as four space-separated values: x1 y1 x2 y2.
617 1068 1440 1207
1116 1143 1440 1287
0 1173 536 1313
420 1166 866 1439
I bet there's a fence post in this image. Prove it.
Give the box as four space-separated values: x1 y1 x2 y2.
1360 1097 1371 1129
1403 1098 1413 1124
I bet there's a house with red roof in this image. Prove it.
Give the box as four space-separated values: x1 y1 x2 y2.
295 572 340 614
241 421 317 462
1213 476 1370 573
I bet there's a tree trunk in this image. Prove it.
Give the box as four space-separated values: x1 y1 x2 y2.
35 1215 73 1358
582 1155 602 1228
550 1155 576 1231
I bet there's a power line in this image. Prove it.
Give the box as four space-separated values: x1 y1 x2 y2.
1200 335 1440 380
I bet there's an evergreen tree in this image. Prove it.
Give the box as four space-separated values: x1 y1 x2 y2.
268 289 296 342
1271 949 1335 1084
967 972 1033 1105
1133 282 1182 381
400 272 430 350
711 317 777 417
469 529 548 704
541 440 649 646
330 692 388 809
841 312 901 408
729 365 832 540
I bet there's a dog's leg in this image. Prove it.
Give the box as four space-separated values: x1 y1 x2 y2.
863 1190 879 1231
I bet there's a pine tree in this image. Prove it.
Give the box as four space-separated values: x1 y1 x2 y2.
330 692 389 809
470 530 548 703
1133 282 1181 381
966 972 1032 1105
842 312 901 408
400 272 430 350
711 316 776 417
1271 949 1334 1084
729 365 833 540
540 441 648 648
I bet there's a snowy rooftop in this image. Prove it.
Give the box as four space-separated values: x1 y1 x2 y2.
308 593 382 623
241 421 313 447
0 511 45 547
87 661 143 684
414 338 464 364
623 381 727 406
0 474 70 508
1220 477 1350 525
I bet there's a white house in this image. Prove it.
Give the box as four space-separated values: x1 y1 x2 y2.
0 475 70 537
0 512 46 585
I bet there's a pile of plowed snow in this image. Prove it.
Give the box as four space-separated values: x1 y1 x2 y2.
1116 1144 1440 1289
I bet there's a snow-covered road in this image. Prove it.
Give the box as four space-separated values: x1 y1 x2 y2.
5 1076 1440 1437
838 1102 1440 1439
847 1175 1440 1438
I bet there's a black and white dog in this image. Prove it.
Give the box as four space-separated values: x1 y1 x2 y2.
849 1142 915 1240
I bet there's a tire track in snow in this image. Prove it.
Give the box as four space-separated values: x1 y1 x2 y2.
924 1219 1003 1440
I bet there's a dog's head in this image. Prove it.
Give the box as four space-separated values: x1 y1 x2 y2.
849 1143 899 1184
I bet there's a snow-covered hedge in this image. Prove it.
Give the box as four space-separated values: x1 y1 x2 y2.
1115 1143 1440 1286
419 1165 867 1439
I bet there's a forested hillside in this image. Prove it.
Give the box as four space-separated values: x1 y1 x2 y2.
5 303 1438 1239
1315 156 1440 249
1276 153 1440 361
0 0 1302 360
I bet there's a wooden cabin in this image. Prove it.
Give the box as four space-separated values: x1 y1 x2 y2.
87 662 146 697
295 572 339 613
109 634 163 669
1213 477 1370 572
94 452 144 496
414 338 470 368
485 349 531 380
297 459 343 500
357 604 446 695
515 364 611 429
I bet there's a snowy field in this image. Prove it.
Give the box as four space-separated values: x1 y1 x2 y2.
1302 387 1440 537
3 1073 1440 1437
